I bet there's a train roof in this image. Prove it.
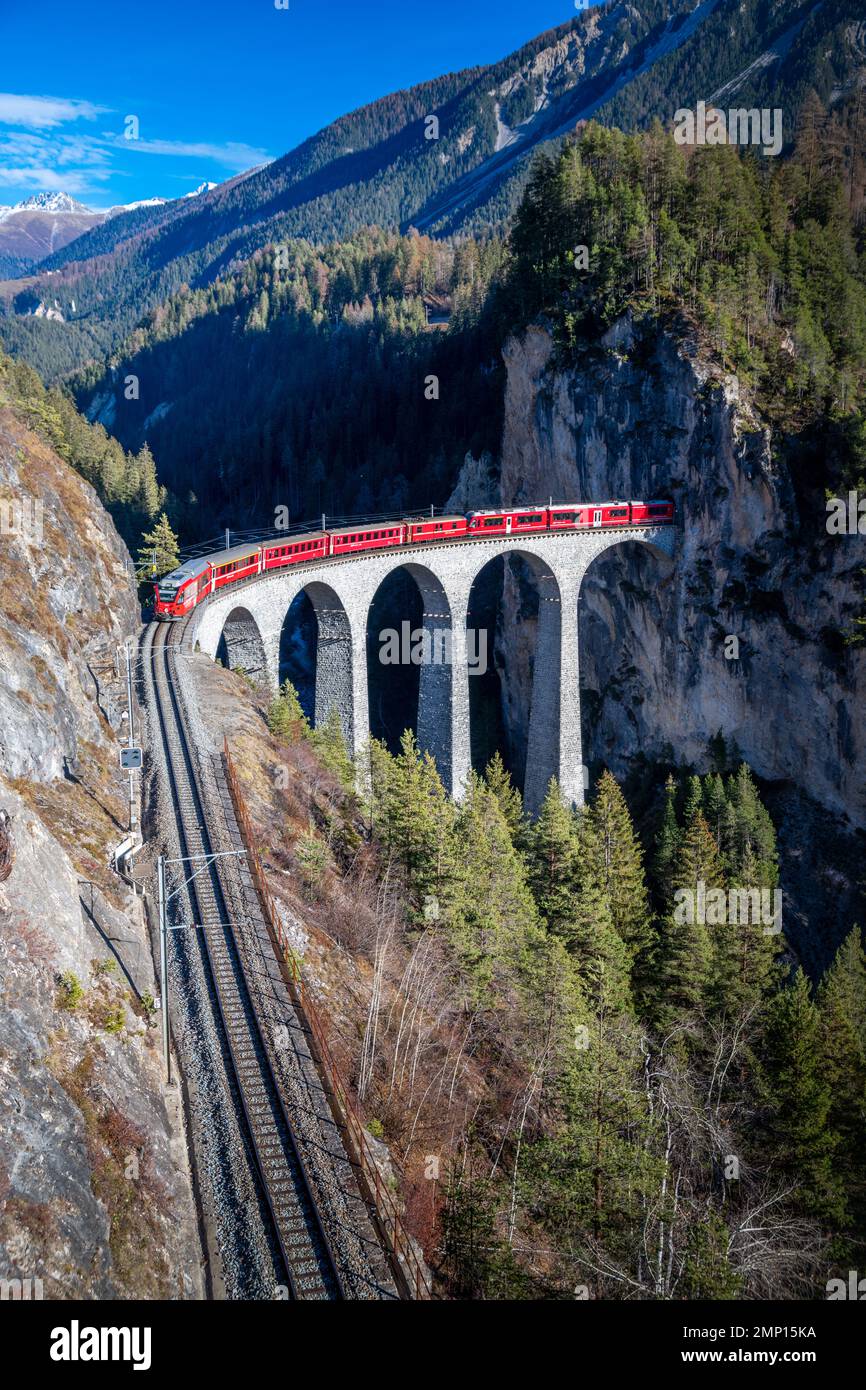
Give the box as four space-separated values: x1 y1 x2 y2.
328 521 406 537
263 531 327 547
207 542 265 566
159 556 211 586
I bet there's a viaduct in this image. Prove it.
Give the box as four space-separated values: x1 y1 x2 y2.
189 527 676 814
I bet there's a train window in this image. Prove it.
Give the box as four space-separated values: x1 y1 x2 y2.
611 509 628 518
517 514 543 525
483 517 503 528
556 512 577 523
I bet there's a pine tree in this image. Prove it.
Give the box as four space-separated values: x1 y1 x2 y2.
136 512 179 582
586 769 653 964
526 779 581 941
683 774 704 827
652 773 681 903
452 775 538 1000
703 772 728 851
709 840 780 1017
680 1212 742 1299
267 679 309 742
650 812 720 1030
135 442 161 518
483 751 525 844
725 764 778 886
762 969 845 1224
309 707 354 791
382 729 457 915
816 929 866 1222
572 867 633 1016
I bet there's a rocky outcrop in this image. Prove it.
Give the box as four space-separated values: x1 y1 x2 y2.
0 403 202 1298
452 315 865 965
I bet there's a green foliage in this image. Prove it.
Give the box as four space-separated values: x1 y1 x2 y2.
56 971 84 1011
499 120 866 453
101 1005 126 1035
440 1161 533 1300
136 512 179 583
586 769 654 964
482 751 525 844
816 928 866 1236
309 708 355 792
267 679 310 742
680 1213 742 1300
64 229 505 536
762 969 846 1225
368 730 458 919
0 346 170 552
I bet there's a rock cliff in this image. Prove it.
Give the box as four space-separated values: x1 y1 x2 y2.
454 315 866 968
0 399 201 1298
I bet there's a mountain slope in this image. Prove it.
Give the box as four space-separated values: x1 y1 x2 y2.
4 0 862 383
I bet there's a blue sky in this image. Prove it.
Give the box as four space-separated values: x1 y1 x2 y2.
0 0 581 208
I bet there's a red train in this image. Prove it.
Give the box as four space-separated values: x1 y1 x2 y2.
154 500 674 620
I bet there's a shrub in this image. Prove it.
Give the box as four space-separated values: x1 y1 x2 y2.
57 972 84 1010
102 1005 126 1035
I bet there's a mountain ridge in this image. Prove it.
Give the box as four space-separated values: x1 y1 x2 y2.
1 0 863 379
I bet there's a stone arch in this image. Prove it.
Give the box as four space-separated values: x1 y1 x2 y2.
573 532 675 785
216 607 269 683
464 548 566 815
366 561 454 787
297 581 354 747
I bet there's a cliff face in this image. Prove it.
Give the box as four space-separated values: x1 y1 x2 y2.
466 317 865 965
0 402 201 1298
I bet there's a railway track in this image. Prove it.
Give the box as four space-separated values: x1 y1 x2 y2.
141 618 351 1300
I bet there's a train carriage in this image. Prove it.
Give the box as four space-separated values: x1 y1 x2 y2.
328 523 407 556
154 556 212 621
210 544 262 589
263 532 329 571
407 515 469 544
629 499 676 524
153 501 675 620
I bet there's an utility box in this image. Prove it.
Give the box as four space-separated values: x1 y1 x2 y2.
120 748 143 771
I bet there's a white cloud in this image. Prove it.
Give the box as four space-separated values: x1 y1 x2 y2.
0 92 273 199
105 135 272 171
0 130 113 197
0 93 106 129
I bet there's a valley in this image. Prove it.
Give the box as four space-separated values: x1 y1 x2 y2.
0 0 864 1328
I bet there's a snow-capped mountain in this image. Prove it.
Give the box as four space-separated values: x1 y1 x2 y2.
106 196 169 215
183 182 218 199
0 184 219 278
9 191 91 215
0 192 106 272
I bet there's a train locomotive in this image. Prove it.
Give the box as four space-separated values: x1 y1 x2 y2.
154 499 674 621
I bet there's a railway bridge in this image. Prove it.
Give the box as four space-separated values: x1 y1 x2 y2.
189 526 676 814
